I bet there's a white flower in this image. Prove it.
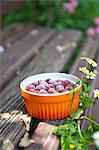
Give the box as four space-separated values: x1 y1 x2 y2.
79 67 89 74
86 58 97 67
79 103 82 106
94 89 99 99
93 70 98 75
80 56 97 67
92 131 99 148
86 71 96 79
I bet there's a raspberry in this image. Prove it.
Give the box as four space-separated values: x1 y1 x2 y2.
29 88 36 93
47 79 55 85
33 81 39 86
38 80 43 84
48 84 54 88
65 84 72 90
56 85 64 92
26 84 35 90
63 80 71 86
64 89 70 93
45 78 51 83
44 83 50 89
57 79 64 84
36 85 45 90
48 88 57 94
65 87 70 91
39 89 48 94
52 81 58 86
40 84 46 89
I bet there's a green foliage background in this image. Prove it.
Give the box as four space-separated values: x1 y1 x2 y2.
3 0 99 32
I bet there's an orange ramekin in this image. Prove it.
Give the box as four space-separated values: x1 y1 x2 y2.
20 73 82 120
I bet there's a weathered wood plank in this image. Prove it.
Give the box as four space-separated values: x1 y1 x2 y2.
0 23 32 46
0 112 24 138
0 28 56 90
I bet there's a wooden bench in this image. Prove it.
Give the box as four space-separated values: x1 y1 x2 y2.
0 24 99 149
0 3 99 150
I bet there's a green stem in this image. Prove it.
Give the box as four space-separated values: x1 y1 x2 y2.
70 90 75 114
61 136 65 150
77 121 85 141
82 116 99 127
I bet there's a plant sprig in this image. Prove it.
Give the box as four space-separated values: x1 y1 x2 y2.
53 56 99 150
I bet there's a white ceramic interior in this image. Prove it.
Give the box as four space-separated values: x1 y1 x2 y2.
20 73 82 96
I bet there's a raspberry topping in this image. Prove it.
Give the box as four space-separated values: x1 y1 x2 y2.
26 78 74 94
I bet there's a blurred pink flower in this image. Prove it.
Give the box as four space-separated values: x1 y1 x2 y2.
95 27 99 35
70 0 78 8
93 17 99 26
63 0 78 14
63 3 75 14
87 28 95 37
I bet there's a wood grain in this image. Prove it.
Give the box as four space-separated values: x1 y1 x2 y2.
0 23 32 45
0 28 56 90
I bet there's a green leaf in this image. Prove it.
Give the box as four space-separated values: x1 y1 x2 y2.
82 95 93 109
87 115 99 131
76 80 81 85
